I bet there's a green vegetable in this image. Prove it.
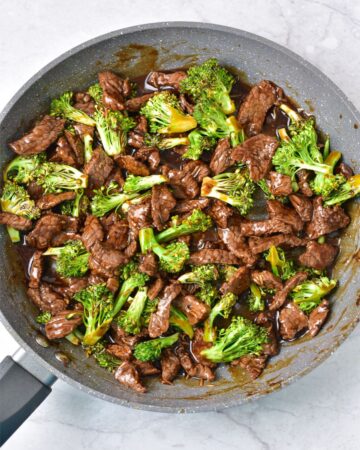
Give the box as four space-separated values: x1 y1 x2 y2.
264 246 296 281
43 240 89 278
90 182 139 217
203 292 237 342
133 333 179 361
36 311 52 324
311 151 346 198
324 174 360 206
117 287 148 335
169 306 194 338
291 277 337 313
1 182 40 220
182 130 216 160
4 153 46 184
87 83 103 104
113 271 149 317
123 174 167 194
61 189 89 217
34 162 88 193
50 91 96 126
247 283 266 312
144 134 189 150
90 342 121 372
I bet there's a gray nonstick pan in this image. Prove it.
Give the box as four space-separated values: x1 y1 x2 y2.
0 22 359 445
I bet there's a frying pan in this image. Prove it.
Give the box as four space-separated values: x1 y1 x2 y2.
0 22 359 445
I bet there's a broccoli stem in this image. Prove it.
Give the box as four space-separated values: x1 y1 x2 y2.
7 226 20 243
169 306 194 338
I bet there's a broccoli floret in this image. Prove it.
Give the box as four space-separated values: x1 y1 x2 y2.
123 174 167 194
180 58 235 114
201 316 268 363
144 134 189 150
139 227 190 273
203 292 237 342
4 153 46 184
113 272 150 317
169 306 194 338
264 246 296 281
1 182 40 220
247 283 266 312
117 287 148 335
74 283 114 345
34 162 88 193
94 109 135 156
50 91 96 126
196 284 219 306
291 276 337 313
83 133 94 163
141 298 159 328
178 264 218 286
324 174 360 206
182 130 216 160
61 189 89 217
87 83 103 104
90 182 139 217
193 99 244 147
311 151 346 198
133 332 179 362
201 169 256 215
121 192 152 213
219 265 238 282
90 342 121 372
141 91 197 134
36 311 52 324
156 209 212 244
44 240 89 278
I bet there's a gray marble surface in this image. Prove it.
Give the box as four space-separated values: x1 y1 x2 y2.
1 1 359 448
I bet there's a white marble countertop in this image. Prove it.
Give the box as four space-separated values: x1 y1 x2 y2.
1 1 360 448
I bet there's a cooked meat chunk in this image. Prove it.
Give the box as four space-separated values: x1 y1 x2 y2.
173 294 210 325
98 71 131 111
335 162 353 179
162 166 199 199
139 252 158 277
36 191 76 210
147 71 186 89
51 277 89 298
237 80 283 136
128 115 149 147
0 212 32 231
89 241 128 278
251 270 282 290
115 361 146 393
306 197 350 239
106 343 132 361
126 93 155 112
50 232 80 247
84 147 114 190
135 146 160 172
73 122 94 140
82 215 104 251
116 155 150 176
249 234 307 254
266 200 303 232
191 328 215 367
308 299 330 337
179 94 195 114
148 283 182 338
45 310 82 340
289 193 313 222
176 339 215 381
147 277 165 300
298 241 338 270
279 302 308 340
231 134 279 181
240 219 293 237
255 311 279 356
209 138 232 175
297 169 313 197
127 197 152 236
268 171 293 196
28 250 43 288
28 283 68 314
151 185 176 231
133 360 160 376
220 266 250 295
208 199 233 228
183 161 210 183
9 115 65 155
64 130 84 166
173 198 210 214
50 136 77 166
270 272 308 311
73 92 95 116
161 348 181 384
106 220 129 250
231 355 267 379
189 249 240 265
26 214 65 249
27 181 44 201
218 226 258 266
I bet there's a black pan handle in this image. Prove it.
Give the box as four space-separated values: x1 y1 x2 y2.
0 349 56 446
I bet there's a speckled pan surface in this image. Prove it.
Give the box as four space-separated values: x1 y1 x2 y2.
0 22 359 413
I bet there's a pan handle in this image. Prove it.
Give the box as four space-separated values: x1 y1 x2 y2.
0 348 57 446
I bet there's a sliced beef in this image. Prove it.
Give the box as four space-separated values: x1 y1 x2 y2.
176 339 215 381
73 123 94 140
27 181 44 201
173 294 210 325
297 169 313 197
179 94 195 114
147 71 186 90
106 277 120 293
240 219 293 237
51 277 89 299
98 71 131 111
106 220 129 250
249 234 307 254
189 249 240 265
268 171 293 196
133 360 160 376
162 166 199 199
115 361 146 393
298 241 338 270
84 147 114 190
231 134 279 181
266 200 304 232
81 215 104 251
36 191 76 210
28 250 43 288
220 266 250 295
148 283 182 338
50 232 80 247
45 310 82 340
105 167 125 188
161 348 181 384
28 283 68 314
126 93 155 112
208 199 233 228
308 299 330 337
183 161 210 183
289 193 313 222
134 146 160 172
116 155 150 176
139 252 158 277
0 212 32 231
255 311 279 356
151 185 176 231
270 272 308 311
26 214 65 249
128 115 149 147
64 130 84 166
237 80 284 136
251 270 283 291
306 197 350 239
231 355 267 379
89 241 128 278
335 162 353 179
209 138 232 175
279 302 308 340
218 226 257 266
127 197 152 236
9 115 65 155
73 92 95 116
191 328 216 367
148 277 165 300
50 136 77 166
106 343 132 361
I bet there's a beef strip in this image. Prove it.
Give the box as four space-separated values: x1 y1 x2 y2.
28 250 43 288
179 94 195 114
161 348 181 384
270 272 308 311
106 343 132 361
220 266 250 295
73 92 95 116
27 181 44 201
189 249 240 265
105 167 125 188
115 361 146 393
306 197 350 239
240 219 293 237
36 191 76 210
148 283 182 338
237 80 284 136
128 115 149 147
139 252 158 277
297 169 313 197
126 93 155 112
173 294 210 325
191 328 216 367
9 115 65 155
231 355 268 379
251 270 283 290
255 311 279 356
176 339 215 381
183 161 210 183
279 302 308 340
133 360 160 376
0 212 32 231
98 71 130 111
116 155 150 176
81 215 104 251
134 146 160 172
106 277 119 293
266 200 304 232
217 226 257 266
64 130 84 166
208 199 233 228
147 71 186 90
45 310 82 340
127 197 152 236
173 198 210 214
28 283 68 314
105 219 129 250
249 234 307 254
162 166 199 199
308 299 330 337
335 162 353 179
289 193 313 222
268 171 293 196
26 214 67 249
151 185 176 231
84 147 114 190
209 138 232 175
89 241 128 278
73 123 94 140
147 277 165 300
298 240 338 270
51 277 89 299
50 136 77 166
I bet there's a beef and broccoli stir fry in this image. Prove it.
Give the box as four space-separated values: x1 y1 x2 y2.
1 58 359 393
